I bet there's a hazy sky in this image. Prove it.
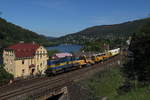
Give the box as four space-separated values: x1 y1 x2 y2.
0 0 150 37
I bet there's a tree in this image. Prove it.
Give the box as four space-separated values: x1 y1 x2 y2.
0 64 14 85
47 49 60 57
122 19 150 87
81 42 105 52
0 17 56 48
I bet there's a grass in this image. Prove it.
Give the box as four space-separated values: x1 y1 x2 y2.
79 67 150 100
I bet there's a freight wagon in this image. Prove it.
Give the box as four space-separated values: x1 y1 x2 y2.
45 48 120 76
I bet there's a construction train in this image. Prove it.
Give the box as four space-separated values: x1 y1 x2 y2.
45 48 120 76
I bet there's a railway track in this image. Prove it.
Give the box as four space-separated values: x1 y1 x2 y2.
0 55 123 100
0 78 64 99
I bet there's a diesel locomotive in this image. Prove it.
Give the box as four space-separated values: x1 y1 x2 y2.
45 48 120 76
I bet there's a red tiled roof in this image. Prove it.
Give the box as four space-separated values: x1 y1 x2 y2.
6 43 40 58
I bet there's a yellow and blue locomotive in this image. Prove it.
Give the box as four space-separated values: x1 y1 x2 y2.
45 56 87 75
45 48 120 76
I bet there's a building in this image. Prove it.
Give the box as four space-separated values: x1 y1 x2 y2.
3 42 48 78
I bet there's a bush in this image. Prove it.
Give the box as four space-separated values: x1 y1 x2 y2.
47 49 60 57
0 64 14 86
121 19 150 90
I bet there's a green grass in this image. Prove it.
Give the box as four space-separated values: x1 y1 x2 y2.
79 67 150 100
115 87 150 100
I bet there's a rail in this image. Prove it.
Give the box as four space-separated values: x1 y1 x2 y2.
0 54 123 100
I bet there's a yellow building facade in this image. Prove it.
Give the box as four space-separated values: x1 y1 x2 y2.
3 43 48 78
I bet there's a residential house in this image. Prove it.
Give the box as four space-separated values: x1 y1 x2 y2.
3 42 48 78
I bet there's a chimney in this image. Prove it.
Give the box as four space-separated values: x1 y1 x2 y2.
32 41 35 44
19 41 24 43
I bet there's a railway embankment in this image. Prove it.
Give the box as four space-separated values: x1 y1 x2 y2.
65 55 123 100
71 67 123 100
69 64 150 100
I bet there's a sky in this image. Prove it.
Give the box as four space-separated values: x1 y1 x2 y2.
0 0 150 37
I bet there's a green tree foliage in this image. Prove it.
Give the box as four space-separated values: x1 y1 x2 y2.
0 64 13 85
0 17 55 48
47 49 60 57
55 18 150 45
81 42 105 52
81 38 125 53
140 18 150 35
122 18 150 87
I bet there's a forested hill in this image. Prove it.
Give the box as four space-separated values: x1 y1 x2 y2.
56 18 150 44
0 17 54 48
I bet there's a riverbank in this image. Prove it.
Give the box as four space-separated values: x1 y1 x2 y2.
46 44 82 53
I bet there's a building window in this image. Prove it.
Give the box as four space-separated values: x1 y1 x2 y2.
22 60 24 64
22 69 25 74
10 60 13 64
37 65 39 71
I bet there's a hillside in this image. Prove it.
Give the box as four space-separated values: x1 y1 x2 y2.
55 18 150 44
47 36 57 40
80 67 150 100
0 17 55 48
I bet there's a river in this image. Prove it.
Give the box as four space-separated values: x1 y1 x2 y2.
46 44 82 53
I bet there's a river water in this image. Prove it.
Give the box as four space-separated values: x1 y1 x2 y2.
46 44 82 53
